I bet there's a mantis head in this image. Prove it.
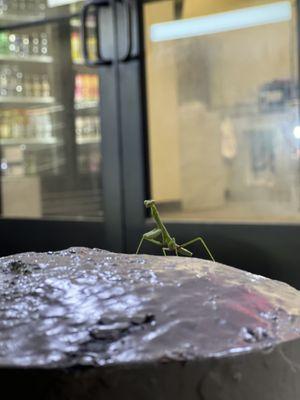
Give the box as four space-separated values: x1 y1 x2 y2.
144 199 155 208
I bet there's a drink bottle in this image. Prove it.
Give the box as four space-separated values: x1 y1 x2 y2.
40 32 48 55
0 32 9 55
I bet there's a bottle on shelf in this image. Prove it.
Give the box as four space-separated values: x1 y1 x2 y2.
87 36 97 61
0 32 9 55
8 33 17 55
36 112 54 139
74 73 99 103
26 113 35 138
41 74 50 97
10 0 18 13
31 33 40 56
0 111 11 139
18 111 27 138
38 0 46 13
76 116 83 139
0 64 9 96
0 0 9 16
40 32 48 56
27 0 36 14
43 113 53 138
75 115 101 141
24 72 33 97
90 74 99 100
11 110 24 139
20 34 30 57
71 31 82 63
83 117 91 137
82 74 89 100
32 74 42 97
19 0 26 12
75 74 83 102
4 66 13 96
14 67 24 96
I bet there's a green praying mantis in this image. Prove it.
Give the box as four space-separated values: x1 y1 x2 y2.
136 200 215 260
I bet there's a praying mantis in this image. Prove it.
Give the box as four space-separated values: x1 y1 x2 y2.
136 200 215 260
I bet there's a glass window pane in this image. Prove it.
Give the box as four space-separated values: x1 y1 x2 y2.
0 18 103 219
144 0 300 222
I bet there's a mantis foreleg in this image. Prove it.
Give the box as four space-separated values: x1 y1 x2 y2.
162 247 169 256
162 247 178 256
136 229 162 254
180 237 215 261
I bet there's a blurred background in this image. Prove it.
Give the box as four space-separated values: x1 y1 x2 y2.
0 0 102 219
1 0 300 287
145 0 300 223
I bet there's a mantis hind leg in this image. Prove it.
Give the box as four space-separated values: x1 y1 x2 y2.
136 238 163 255
180 237 215 261
136 229 162 254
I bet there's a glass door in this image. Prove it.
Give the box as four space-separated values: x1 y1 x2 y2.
0 0 125 254
125 0 300 287
144 0 299 223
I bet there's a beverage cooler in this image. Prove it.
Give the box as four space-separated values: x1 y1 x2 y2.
0 1 102 219
0 0 143 257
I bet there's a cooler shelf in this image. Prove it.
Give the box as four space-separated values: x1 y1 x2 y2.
0 96 56 107
0 137 61 146
0 54 53 63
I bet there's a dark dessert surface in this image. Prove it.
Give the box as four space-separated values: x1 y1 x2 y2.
0 247 300 369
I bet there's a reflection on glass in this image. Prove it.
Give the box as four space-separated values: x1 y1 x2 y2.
144 0 300 222
0 19 102 219
150 2 292 41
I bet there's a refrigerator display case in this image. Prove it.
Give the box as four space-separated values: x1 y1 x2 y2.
0 0 142 256
0 1 102 219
